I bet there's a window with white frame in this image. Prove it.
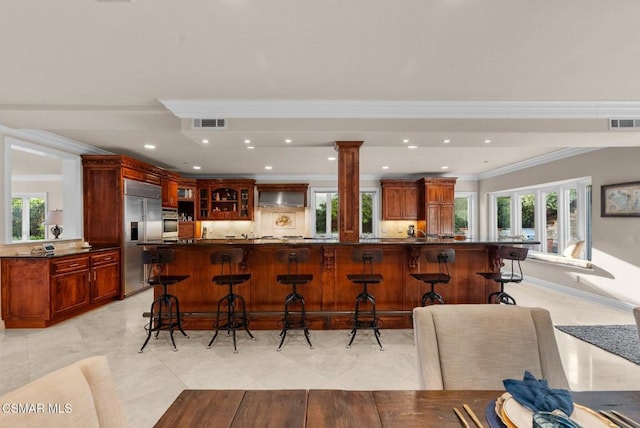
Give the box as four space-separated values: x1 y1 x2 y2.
311 188 378 238
454 192 476 239
488 178 591 259
12 193 47 242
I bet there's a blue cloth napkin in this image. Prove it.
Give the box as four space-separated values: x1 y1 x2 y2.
503 371 574 416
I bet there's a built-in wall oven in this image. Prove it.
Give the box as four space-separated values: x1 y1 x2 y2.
162 208 179 240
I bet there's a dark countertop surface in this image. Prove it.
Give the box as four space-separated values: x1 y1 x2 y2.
140 237 540 246
0 244 120 259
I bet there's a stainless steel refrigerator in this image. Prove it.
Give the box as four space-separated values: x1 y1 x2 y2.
123 179 162 296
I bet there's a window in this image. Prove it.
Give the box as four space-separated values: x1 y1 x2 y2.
4 136 83 243
311 189 378 238
454 192 476 238
12 194 46 242
489 178 591 259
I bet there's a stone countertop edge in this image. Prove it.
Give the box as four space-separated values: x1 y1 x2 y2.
139 238 540 246
0 245 120 259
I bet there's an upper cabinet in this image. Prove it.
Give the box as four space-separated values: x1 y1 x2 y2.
196 179 255 221
417 177 457 236
380 179 418 220
177 179 196 239
161 178 179 208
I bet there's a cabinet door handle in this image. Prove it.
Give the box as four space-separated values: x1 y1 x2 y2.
88 272 91 282
103 257 112 261
69 263 79 267
93 271 97 281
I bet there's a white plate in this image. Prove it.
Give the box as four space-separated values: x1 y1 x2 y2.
501 394 616 428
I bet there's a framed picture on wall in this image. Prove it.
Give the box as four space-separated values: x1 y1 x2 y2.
601 181 640 217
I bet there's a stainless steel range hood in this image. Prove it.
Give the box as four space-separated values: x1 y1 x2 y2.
258 191 306 207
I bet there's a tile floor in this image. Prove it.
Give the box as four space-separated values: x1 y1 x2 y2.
0 282 638 427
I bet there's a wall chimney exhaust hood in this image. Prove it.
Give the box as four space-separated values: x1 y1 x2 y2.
258 191 305 207
256 184 309 208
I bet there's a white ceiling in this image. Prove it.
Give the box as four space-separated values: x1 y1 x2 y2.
2 0 640 179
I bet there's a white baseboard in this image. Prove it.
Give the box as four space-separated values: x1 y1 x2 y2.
527 276 636 314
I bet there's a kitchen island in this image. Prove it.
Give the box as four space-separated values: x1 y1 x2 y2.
142 238 537 330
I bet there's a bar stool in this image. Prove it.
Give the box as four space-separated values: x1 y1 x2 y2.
477 246 529 305
411 248 455 305
276 248 314 351
346 248 384 351
207 248 255 353
139 248 190 353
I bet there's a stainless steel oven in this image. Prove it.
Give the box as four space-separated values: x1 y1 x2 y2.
162 208 179 240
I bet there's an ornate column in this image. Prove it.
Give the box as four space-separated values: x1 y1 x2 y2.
335 141 363 242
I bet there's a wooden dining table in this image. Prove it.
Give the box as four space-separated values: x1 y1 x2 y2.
153 389 640 427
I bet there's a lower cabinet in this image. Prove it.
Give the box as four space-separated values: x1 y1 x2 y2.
1 249 121 328
90 251 120 303
51 256 91 318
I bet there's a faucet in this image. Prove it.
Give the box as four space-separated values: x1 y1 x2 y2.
416 229 426 237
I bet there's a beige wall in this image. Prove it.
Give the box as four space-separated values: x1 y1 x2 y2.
479 147 640 307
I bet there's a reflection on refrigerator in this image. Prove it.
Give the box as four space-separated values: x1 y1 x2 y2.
123 179 162 296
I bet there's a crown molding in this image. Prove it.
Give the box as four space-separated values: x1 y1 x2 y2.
1 126 111 156
477 147 601 180
160 99 640 120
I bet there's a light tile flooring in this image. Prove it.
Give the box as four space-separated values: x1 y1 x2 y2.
1 283 638 427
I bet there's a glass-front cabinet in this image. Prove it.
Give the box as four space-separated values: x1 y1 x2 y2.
196 179 255 220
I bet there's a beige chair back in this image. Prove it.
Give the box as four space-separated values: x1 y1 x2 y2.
413 304 569 390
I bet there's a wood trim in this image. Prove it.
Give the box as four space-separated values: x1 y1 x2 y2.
335 141 363 242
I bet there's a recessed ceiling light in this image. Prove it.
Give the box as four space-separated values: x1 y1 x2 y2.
382 166 390 170
484 139 492 144
244 139 251 144
285 139 292 143
402 139 410 143
202 139 209 144
408 145 418 149
247 146 255 149
144 144 155 150
328 156 336 161
441 166 449 170
443 139 451 144
192 165 201 170
265 165 273 170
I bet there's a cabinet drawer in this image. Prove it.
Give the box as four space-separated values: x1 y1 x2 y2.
91 251 119 266
51 257 90 275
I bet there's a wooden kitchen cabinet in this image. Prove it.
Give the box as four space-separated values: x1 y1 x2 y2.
51 256 91 318
178 179 196 239
90 250 120 303
82 154 180 246
417 177 457 236
196 179 255 221
162 178 179 208
381 179 418 220
1 248 121 328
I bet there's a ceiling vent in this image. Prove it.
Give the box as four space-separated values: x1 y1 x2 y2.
191 118 226 129
609 119 640 130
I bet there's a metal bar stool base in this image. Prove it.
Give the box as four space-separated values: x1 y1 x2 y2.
488 288 517 305
139 292 188 353
207 292 255 354
277 292 313 351
347 290 383 351
421 286 445 306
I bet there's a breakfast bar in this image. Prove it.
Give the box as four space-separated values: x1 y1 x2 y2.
143 238 536 330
